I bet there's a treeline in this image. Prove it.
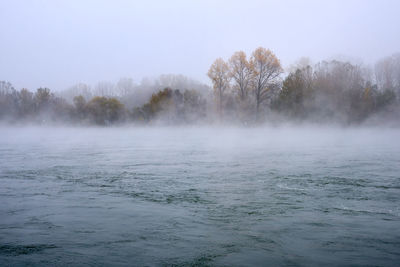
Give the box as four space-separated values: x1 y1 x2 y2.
208 47 399 124
1 48 399 126
59 74 210 110
0 81 209 125
0 84 123 125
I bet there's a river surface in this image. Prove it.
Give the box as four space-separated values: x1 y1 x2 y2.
0 126 399 266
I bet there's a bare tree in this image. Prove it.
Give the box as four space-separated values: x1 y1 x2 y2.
250 47 283 119
375 53 400 97
207 58 230 119
59 83 93 102
229 51 253 101
0 81 15 95
375 56 395 90
94 81 115 97
116 78 135 96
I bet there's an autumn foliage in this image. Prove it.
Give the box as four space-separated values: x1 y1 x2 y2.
0 50 399 125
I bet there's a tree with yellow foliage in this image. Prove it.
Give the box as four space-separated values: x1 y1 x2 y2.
229 51 253 102
207 58 230 119
250 47 283 119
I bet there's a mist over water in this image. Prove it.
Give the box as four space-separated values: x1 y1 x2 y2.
1 126 399 266
1 0 400 265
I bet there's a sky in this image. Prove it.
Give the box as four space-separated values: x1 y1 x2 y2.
1 0 400 91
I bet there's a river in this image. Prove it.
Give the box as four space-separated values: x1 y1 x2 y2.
0 126 399 266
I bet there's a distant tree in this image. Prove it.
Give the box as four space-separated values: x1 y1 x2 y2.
18 88 34 119
208 58 231 119
34 87 52 111
60 83 92 102
132 88 177 123
107 98 125 122
0 81 15 95
73 95 86 111
375 88 396 110
229 51 253 101
87 97 108 124
0 81 18 119
87 96 125 125
148 88 184 122
116 78 135 96
375 56 395 90
94 81 115 97
276 69 308 118
352 82 396 121
51 96 74 122
73 95 87 121
375 53 400 98
183 89 207 122
131 106 148 122
132 88 207 124
312 60 366 122
149 88 174 114
250 47 283 120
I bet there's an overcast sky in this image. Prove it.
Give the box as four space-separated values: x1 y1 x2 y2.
1 0 399 91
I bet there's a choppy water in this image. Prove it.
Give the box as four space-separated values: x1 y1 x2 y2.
0 126 399 266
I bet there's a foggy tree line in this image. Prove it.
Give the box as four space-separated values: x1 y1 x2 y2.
208 47 399 124
0 49 399 126
0 80 129 125
0 74 212 125
59 74 210 110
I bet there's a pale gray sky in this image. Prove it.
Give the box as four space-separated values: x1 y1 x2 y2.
1 0 399 91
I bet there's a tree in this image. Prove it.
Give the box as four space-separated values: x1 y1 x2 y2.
0 81 15 95
375 53 400 97
107 98 125 122
116 78 135 96
277 69 308 117
147 88 184 123
60 83 92 102
149 88 174 115
87 96 125 125
250 47 283 119
207 58 230 119
34 88 52 111
183 89 207 122
94 81 115 97
73 95 86 111
229 51 253 101
73 95 87 121
313 60 367 122
133 88 207 124
0 81 17 119
18 88 34 118
376 88 396 109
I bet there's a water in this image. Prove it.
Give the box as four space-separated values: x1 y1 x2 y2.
0 126 399 266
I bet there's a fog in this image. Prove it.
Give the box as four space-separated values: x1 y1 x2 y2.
1 0 400 90
2 125 399 149
1 1 400 127
1 1 400 266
